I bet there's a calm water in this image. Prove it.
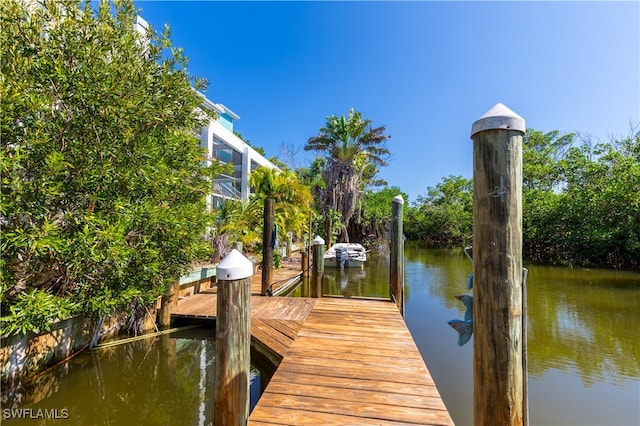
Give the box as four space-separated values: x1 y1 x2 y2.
2 328 262 425
293 244 640 426
3 246 638 425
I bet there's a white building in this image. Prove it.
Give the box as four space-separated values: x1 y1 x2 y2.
137 16 277 209
198 95 279 209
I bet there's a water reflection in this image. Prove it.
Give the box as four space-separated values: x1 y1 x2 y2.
526 265 640 386
2 327 262 426
295 243 640 426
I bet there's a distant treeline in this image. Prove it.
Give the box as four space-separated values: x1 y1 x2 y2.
404 129 640 269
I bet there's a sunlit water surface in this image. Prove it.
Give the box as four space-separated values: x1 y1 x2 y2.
2 328 261 425
294 244 640 426
2 245 638 425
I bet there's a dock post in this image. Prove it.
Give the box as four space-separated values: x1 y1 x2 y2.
214 249 253 426
158 279 179 328
470 103 526 426
262 198 274 295
390 195 405 316
302 249 310 277
311 236 325 298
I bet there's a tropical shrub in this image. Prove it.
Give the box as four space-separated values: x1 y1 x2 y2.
1 0 220 335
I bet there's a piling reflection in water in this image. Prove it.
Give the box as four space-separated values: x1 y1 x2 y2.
293 243 640 426
1 327 262 426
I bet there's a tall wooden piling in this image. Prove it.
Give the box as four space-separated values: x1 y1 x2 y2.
262 198 275 295
158 280 180 328
311 236 325 298
214 249 252 426
390 195 405 316
470 103 525 426
301 250 309 277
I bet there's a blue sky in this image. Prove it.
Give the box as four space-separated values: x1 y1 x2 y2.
135 1 639 204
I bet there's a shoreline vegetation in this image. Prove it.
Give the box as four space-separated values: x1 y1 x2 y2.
2 0 638 346
405 129 639 271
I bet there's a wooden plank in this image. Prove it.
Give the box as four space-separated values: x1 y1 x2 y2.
249 405 419 426
249 297 454 425
269 370 443 399
174 273 453 425
263 381 448 411
254 393 450 425
251 321 289 358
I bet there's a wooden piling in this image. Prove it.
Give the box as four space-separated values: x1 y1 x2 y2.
390 195 405 316
214 249 253 426
158 280 180 328
470 103 525 426
262 198 274 295
301 250 309 277
311 236 325 298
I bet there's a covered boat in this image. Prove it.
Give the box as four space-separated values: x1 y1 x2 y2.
324 243 367 268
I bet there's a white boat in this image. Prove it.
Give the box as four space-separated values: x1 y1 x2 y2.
324 243 367 268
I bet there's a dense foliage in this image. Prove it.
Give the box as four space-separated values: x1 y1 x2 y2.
406 129 639 269
211 167 313 260
304 108 391 244
1 0 220 335
522 129 639 268
405 176 473 248
348 186 409 248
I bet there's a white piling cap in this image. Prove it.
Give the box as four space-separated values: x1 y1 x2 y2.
312 236 325 246
217 249 253 281
471 103 525 138
393 195 404 205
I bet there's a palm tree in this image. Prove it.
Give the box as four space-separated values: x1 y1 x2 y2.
305 108 390 243
250 167 314 244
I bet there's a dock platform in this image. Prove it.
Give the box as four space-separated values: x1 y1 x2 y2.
173 267 453 425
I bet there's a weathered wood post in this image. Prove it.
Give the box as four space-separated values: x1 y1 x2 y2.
214 249 252 426
233 241 243 253
301 250 309 277
262 198 275 295
470 103 525 426
390 195 405 316
158 280 180 328
286 231 293 257
311 236 325 298
326 215 333 249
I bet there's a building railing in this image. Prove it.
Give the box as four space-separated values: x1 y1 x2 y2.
214 181 241 199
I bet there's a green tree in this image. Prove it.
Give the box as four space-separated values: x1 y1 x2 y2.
406 176 473 248
210 167 313 261
304 108 391 243
522 128 640 268
352 186 408 247
523 129 574 192
250 167 314 243
0 0 220 336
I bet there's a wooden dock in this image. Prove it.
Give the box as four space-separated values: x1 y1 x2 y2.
249 297 453 425
173 268 453 425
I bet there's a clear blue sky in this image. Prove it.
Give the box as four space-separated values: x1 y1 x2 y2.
135 1 639 204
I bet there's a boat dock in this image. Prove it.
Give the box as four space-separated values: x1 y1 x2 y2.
173 266 454 425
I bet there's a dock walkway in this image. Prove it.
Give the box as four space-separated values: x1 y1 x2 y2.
173 267 453 425
249 297 453 425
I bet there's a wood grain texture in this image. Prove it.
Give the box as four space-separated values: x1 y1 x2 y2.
472 128 524 425
214 275 251 425
173 267 453 424
249 298 453 425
